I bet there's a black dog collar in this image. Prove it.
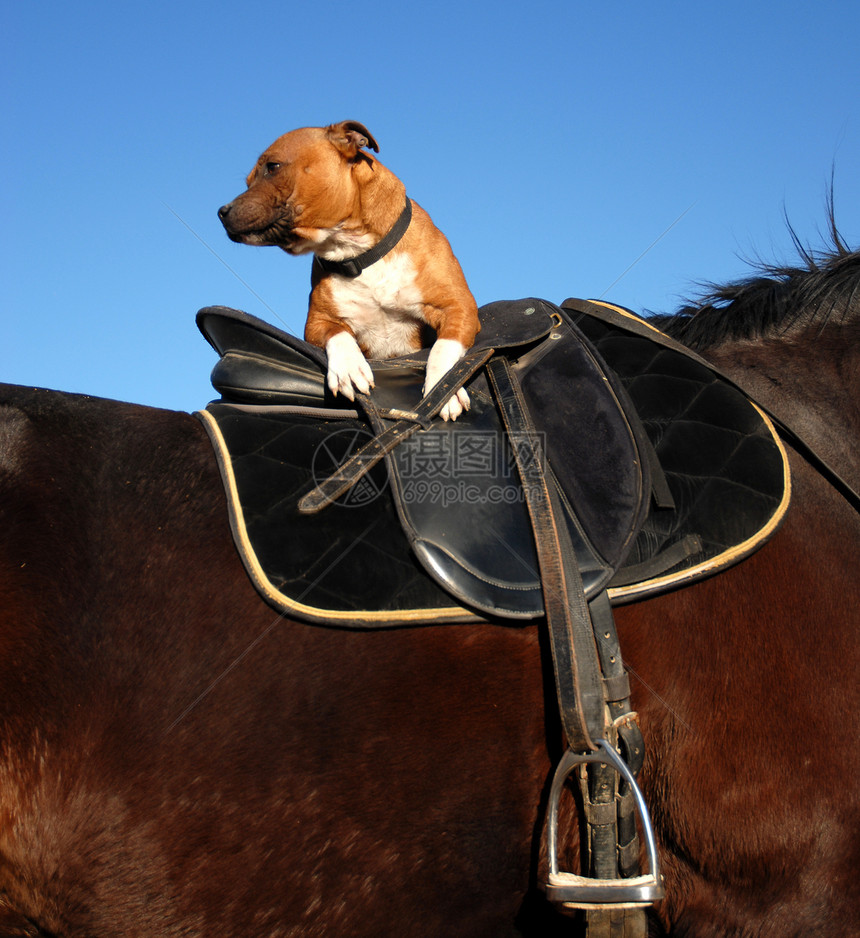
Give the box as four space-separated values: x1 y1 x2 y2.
314 197 413 279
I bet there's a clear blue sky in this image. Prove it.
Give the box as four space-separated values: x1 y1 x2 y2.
4 1 859 411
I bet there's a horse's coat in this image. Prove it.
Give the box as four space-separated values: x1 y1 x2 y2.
0 226 858 936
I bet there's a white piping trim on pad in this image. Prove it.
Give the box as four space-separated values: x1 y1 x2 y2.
196 408 481 626
607 399 792 603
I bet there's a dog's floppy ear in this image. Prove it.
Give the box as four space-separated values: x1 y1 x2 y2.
326 121 379 158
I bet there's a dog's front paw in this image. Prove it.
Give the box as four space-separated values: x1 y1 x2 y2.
424 338 470 422
325 331 375 401
437 387 471 422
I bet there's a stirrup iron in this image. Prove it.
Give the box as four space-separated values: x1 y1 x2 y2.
546 739 664 909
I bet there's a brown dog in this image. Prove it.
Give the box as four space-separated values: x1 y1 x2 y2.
218 121 480 420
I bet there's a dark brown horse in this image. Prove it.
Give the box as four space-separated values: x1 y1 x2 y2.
0 225 858 936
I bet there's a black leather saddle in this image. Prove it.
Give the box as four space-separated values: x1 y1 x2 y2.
195 298 789 628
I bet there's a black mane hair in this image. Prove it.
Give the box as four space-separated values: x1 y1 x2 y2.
660 204 860 352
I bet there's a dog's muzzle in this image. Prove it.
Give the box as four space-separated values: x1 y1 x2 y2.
217 198 295 247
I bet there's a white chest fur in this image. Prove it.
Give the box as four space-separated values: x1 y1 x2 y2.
326 252 425 359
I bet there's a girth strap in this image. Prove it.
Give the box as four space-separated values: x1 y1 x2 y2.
485 357 605 752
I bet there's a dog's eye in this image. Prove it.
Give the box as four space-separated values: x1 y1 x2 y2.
264 162 281 176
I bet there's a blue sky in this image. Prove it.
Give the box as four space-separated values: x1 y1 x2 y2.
4 1 859 411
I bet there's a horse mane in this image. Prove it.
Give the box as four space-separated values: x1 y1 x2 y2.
658 202 860 352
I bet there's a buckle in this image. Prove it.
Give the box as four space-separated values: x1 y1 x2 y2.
316 255 363 278
546 738 664 909
338 258 363 278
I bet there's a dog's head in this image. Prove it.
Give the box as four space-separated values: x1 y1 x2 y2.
217 121 379 255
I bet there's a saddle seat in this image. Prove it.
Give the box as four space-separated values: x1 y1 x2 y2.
195 298 790 627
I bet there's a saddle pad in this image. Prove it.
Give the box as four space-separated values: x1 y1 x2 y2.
196 299 790 626
562 299 791 602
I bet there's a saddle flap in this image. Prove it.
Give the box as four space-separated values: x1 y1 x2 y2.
362 302 650 617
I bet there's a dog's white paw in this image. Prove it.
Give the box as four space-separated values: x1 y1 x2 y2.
424 338 469 422
325 331 375 401
437 387 471 422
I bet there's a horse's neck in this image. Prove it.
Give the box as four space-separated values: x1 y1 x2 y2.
707 329 860 499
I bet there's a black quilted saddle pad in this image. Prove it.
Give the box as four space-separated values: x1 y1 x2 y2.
562 299 790 601
196 299 790 627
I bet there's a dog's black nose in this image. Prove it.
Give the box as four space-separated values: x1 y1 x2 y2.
218 203 231 220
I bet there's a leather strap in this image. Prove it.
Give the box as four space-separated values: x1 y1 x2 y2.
298 346 494 513
485 356 606 752
583 592 648 935
486 359 648 934
314 197 413 279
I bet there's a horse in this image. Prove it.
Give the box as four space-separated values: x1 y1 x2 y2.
0 223 858 937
